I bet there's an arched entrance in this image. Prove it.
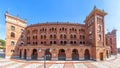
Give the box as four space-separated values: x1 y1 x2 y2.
19 49 22 58
106 50 109 58
100 53 103 61
72 49 79 60
84 49 90 60
45 49 52 60
58 49 66 60
31 49 38 60
24 49 27 59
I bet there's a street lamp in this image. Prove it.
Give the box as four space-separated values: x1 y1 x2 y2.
39 48 51 68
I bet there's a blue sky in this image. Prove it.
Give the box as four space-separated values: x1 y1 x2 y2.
0 0 120 47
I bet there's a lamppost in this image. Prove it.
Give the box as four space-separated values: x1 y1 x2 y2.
39 48 51 68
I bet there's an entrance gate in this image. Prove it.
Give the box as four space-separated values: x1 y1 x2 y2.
24 49 27 59
45 49 52 60
84 49 90 60
31 49 38 60
72 49 79 60
58 49 66 60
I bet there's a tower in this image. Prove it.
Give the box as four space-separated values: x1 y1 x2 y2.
84 7 107 60
106 29 117 55
5 12 27 58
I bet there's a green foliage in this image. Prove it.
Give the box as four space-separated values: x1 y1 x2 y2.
0 39 5 46
0 46 4 49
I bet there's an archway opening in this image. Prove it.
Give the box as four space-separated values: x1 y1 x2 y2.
100 53 103 61
31 49 38 60
84 49 90 60
24 49 27 59
58 49 66 60
19 49 22 58
106 50 109 58
72 49 79 60
45 49 52 60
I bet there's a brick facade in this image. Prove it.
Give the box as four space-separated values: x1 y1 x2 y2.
5 7 117 61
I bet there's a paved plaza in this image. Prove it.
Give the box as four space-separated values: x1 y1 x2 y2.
0 52 120 68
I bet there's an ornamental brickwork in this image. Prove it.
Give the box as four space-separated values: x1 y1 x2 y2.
5 7 117 61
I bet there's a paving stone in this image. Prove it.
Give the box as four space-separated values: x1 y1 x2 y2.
24 64 41 68
49 64 64 68
74 63 88 68
92 62 108 68
7 63 24 68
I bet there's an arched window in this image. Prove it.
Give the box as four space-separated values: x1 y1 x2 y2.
60 28 61 31
55 28 56 31
50 41 52 44
98 35 101 41
70 41 73 44
60 35 63 39
83 41 85 44
50 35 52 39
62 28 64 31
70 35 73 39
49 28 51 31
83 35 85 39
52 27 54 31
60 41 63 44
64 35 66 39
36 42 38 45
11 26 15 31
64 41 67 44
11 32 15 37
54 41 56 44
21 35 24 38
74 41 76 44
44 35 46 39
41 41 43 44
74 35 76 39
21 29 24 33
41 35 43 39
11 41 15 46
54 35 56 39
80 41 82 44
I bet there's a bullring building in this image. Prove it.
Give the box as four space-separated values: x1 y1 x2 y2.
5 7 117 61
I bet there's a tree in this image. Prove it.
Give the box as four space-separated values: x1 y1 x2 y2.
0 39 5 46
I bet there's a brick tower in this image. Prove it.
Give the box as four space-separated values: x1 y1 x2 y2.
84 7 107 60
106 29 117 55
5 12 27 58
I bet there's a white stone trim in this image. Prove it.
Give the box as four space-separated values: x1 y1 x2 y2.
22 57 24 59
90 58 93 60
38 58 44 60
5 56 11 59
96 59 100 61
52 58 58 60
13 56 19 58
79 58 84 60
27 57 31 60
66 58 72 60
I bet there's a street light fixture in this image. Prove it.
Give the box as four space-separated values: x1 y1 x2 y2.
39 48 51 68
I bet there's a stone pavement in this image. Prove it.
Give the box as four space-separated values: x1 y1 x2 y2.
0 54 120 68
